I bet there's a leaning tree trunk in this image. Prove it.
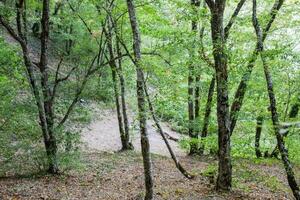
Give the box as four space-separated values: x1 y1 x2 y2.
261 52 300 200
126 0 153 199
207 0 232 191
252 0 300 198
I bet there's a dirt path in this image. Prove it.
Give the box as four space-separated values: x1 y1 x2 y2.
81 107 186 157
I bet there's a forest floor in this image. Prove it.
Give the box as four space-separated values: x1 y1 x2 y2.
0 105 299 199
0 151 297 200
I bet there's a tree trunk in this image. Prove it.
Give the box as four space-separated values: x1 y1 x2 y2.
255 116 263 158
199 76 215 154
126 0 153 199
261 52 300 200
40 0 58 174
194 74 201 132
208 0 232 191
252 1 300 197
188 0 200 155
115 24 133 150
104 21 130 151
1 0 59 174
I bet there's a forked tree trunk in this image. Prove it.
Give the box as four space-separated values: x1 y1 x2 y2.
126 0 153 199
1 0 59 173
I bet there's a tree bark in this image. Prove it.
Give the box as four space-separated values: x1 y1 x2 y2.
126 0 153 199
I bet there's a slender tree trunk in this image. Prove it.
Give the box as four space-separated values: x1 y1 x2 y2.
111 65 127 149
188 0 200 155
104 21 131 151
65 25 73 55
194 74 201 132
207 0 232 191
115 23 133 150
188 64 196 154
40 0 58 174
252 1 300 198
126 0 153 199
255 116 263 158
199 76 215 154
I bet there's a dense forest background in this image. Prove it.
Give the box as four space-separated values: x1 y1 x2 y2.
0 0 300 199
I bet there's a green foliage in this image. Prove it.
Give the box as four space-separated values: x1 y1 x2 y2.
201 163 217 178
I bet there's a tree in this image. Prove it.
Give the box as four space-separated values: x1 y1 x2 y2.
126 0 153 199
204 0 246 190
188 0 200 155
0 0 109 173
252 0 300 197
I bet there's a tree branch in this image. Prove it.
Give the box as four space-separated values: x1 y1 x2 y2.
224 0 247 41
